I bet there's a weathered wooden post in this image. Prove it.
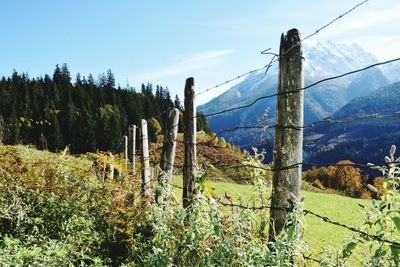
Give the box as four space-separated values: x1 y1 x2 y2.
108 153 115 180
183 78 197 208
141 119 152 198
269 28 304 241
124 135 128 169
158 108 180 202
131 125 137 174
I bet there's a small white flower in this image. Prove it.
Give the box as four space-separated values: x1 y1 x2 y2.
390 145 396 157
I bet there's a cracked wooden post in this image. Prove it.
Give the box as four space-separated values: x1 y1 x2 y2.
183 78 197 208
158 108 180 203
269 28 304 242
131 125 137 174
141 119 152 199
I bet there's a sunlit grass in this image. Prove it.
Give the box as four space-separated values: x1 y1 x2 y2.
172 176 371 265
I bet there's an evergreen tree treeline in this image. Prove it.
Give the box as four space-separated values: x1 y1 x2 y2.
0 64 210 153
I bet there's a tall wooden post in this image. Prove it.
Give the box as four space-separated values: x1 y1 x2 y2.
141 119 152 198
158 108 180 202
183 77 197 208
131 125 137 174
269 29 304 241
124 135 128 168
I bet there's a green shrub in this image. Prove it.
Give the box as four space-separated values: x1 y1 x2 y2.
0 146 141 266
322 145 400 266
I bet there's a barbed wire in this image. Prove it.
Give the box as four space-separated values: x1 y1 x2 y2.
210 158 400 172
193 0 370 99
115 108 400 162
303 255 322 264
194 62 276 97
202 57 400 118
283 0 370 56
304 0 369 42
303 208 400 247
149 56 400 135
112 129 129 154
141 54 399 138
217 200 400 247
197 111 400 146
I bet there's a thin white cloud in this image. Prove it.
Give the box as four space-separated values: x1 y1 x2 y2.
321 3 400 37
350 35 400 60
132 49 235 82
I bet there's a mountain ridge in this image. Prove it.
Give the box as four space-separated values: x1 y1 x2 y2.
198 40 390 148
304 81 400 165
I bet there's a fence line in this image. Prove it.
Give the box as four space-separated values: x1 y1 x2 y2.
201 57 400 118
196 111 400 146
56 157 400 249
95 5 400 258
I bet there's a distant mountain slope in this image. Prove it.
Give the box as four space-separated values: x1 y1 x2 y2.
304 82 400 165
381 61 400 83
199 41 389 148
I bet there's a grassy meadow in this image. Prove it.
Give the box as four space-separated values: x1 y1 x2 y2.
0 145 375 266
171 176 371 263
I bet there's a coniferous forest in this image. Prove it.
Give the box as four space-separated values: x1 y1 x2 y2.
0 64 210 153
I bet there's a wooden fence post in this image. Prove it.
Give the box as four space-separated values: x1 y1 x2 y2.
108 153 115 180
141 119 152 198
158 108 180 202
124 135 128 169
131 125 137 174
269 28 304 241
183 77 197 208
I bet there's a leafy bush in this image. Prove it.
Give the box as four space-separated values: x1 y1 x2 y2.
322 145 400 266
0 146 142 266
303 161 364 198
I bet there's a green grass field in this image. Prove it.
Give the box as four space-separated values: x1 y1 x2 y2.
0 145 373 265
172 176 371 264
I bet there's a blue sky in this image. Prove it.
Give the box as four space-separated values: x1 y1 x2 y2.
1 0 399 104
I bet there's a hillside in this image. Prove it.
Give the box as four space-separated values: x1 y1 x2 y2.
0 145 372 265
150 132 252 183
304 82 400 165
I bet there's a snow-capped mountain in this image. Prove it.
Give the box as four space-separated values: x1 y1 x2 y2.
303 41 378 78
381 61 400 83
198 41 389 149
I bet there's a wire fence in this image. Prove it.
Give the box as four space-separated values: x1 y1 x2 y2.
194 0 370 98
200 57 400 118
86 0 400 263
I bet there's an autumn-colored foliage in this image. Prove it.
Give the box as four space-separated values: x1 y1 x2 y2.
304 160 363 197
